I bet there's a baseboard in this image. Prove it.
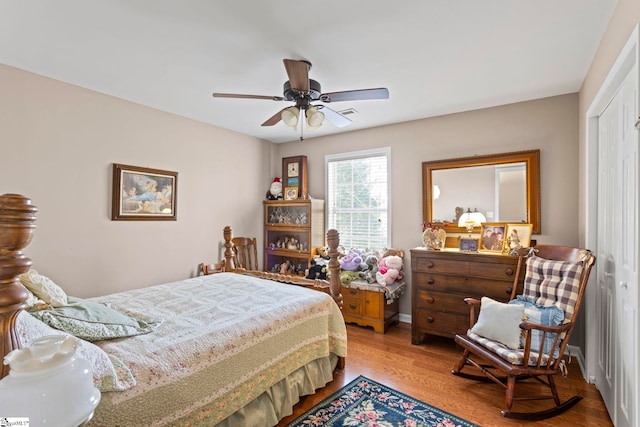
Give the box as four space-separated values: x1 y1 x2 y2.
565 344 587 381
399 313 411 324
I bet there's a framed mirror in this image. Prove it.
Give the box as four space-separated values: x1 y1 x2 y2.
422 149 541 234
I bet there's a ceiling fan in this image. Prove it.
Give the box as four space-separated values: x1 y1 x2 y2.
212 59 389 140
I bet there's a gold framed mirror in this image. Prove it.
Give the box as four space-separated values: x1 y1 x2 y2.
422 149 541 234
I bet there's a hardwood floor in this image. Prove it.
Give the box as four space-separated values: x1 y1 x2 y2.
277 322 613 427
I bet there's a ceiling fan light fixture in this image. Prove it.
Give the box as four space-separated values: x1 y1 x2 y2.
306 106 324 129
281 106 299 128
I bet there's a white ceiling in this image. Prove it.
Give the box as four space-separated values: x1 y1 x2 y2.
0 1 618 144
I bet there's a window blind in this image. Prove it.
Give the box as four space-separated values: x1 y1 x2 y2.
326 149 390 251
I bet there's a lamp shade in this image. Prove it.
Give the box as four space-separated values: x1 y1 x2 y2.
458 208 486 229
306 106 325 129
281 107 299 128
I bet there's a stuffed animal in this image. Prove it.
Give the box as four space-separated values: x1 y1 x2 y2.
266 177 283 200
340 271 360 285
305 259 327 280
376 254 403 286
310 246 330 266
339 249 363 271
358 254 379 284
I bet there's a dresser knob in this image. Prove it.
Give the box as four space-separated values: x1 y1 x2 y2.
426 261 434 269
505 287 512 295
505 268 514 276
427 278 435 285
349 304 357 310
427 297 434 303
427 316 434 323
349 289 358 295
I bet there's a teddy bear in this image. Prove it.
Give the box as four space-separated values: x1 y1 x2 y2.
305 259 328 280
376 254 403 286
310 246 330 266
339 248 363 271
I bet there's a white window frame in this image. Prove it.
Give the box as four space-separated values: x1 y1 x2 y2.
325 147 391 250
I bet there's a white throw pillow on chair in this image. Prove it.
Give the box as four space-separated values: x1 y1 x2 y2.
470 297 524 350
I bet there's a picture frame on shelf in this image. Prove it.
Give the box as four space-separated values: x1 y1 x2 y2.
480 222 506 252
459 236 479 252
282 155 308 199
111 163 177 221
503 223 533 254
284 187 298 201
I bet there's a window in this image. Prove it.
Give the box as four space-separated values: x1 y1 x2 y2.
326 148 390 251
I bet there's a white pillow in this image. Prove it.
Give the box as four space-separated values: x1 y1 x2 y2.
470 297 524 350
14 311 135 392
18 269 68 307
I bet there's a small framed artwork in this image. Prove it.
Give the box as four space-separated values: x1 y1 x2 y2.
459 236 479 252
112 163 177 221
480 222 506 252
503 223 534 252
284 187 298 201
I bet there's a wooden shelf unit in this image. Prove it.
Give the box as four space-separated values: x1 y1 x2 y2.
263 199 325 274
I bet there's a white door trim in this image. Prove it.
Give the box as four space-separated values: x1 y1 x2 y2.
585 23 639 383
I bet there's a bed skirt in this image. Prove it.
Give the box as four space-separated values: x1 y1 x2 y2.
215 354 338 427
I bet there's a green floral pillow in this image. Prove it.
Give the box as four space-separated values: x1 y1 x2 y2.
29 296 162 342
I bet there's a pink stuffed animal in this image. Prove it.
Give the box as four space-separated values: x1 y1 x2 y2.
376 255 403 285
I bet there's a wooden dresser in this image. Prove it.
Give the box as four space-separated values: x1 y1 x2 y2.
410 249 524 344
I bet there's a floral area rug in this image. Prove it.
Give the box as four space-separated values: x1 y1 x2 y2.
287 375 478 427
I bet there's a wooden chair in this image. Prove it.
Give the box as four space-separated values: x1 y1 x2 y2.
231 236 258 270
451 245 596 420
199 261 225 275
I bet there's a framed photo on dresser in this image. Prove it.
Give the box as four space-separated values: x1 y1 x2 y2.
480 223 506 252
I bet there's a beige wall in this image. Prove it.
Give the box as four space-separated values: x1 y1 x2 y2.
276 93 580 316
0 65 271 298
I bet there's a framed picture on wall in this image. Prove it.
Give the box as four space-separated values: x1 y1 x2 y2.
112 163 177 221
480 222 506 252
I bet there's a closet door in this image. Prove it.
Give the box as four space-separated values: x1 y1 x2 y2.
596 65 638 427
615 67 638 427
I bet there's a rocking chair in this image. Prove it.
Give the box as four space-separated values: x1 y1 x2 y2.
451 245 595 420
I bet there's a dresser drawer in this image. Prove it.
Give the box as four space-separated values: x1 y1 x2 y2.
415 289 470 315
412 256 516 280
343 299 361 315
343 288 361 300
414 308 469 337
413 272 513 300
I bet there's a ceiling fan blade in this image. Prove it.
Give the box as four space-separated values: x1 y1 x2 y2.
320 88 389 103
261 108 286 126
283 59 310 93
212 93 284 101
316 105 352 128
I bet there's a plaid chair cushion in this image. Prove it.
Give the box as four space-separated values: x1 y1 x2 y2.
467 331 551 366
508 295 564 357
522 255 584 320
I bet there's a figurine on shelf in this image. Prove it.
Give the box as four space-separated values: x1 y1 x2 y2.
266 177 283 200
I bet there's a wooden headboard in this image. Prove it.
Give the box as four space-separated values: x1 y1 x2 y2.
0 194 38 378
221 225 343 308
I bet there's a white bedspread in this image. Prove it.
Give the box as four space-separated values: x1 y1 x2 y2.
88 273 347 426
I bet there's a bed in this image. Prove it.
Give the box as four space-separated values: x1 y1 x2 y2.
0 193 346 426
